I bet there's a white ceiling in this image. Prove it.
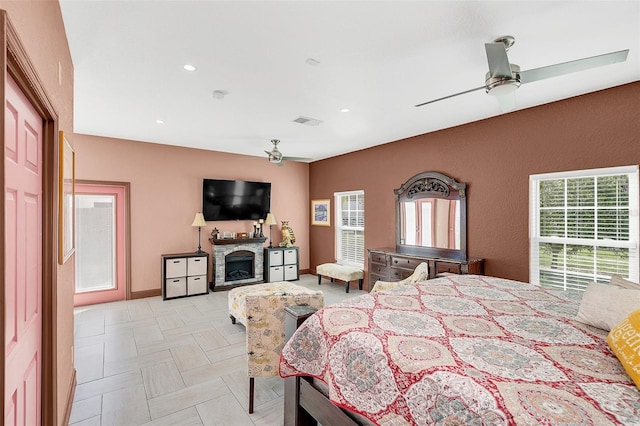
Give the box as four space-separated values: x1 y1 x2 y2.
59 1 640 163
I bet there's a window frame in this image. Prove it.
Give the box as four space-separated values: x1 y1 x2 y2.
529 165 639 290
334 190 365 268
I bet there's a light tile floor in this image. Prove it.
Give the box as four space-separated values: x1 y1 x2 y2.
70 274 366 426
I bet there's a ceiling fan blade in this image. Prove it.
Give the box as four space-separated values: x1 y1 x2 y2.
485 42 513 78
282 156 314 162
415 86 485 107
520 49 629 84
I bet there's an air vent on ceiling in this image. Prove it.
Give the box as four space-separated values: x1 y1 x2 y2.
293 116 323 126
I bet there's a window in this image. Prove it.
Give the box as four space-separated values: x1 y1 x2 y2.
530 166 639 291
335 191 365 267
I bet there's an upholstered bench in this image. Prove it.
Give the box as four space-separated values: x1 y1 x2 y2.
316 263 364 293
227 282 324 413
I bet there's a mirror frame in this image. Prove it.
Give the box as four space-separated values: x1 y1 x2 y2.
395 171 467 260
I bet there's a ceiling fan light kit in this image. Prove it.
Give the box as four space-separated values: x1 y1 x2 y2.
415 35 629 108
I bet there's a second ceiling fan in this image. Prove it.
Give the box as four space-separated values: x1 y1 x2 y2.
415 35 629 110
264 139 312 166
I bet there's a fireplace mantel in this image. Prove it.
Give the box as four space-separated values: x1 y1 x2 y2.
209 237 267 246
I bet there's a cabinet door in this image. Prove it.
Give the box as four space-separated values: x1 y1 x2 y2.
188 256 207 276
166 258 187 278
284 265 298 281
270 266 284 282
283 249 297 265
187 275 207 295
166 277 187 298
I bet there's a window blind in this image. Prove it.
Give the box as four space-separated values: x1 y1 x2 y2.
530 166 639 291
335 191 365 267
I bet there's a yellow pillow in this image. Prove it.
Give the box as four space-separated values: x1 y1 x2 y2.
607 308 640 387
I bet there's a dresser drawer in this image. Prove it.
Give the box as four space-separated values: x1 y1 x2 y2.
370 252 387 265
389 267 416 281
369 263 389 277
390 256 423 270
435 261 462 275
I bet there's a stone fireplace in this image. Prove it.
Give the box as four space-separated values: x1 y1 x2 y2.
211 237 266 288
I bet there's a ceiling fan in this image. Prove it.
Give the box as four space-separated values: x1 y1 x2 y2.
415 35 629 110
264 139 311 166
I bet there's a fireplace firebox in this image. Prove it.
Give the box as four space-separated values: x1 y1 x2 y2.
225 250 255 282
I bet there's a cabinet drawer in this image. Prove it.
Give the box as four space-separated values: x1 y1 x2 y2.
370 252 387 265
165 277 187 298
187 275 207 295
165 258 187 278
188 256 208 276
269 250 283 266
269 266 284 282
435 261 462 275
390 256 423 270
284 265 298 281
283 249 297 265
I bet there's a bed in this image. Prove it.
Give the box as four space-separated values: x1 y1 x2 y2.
279 275 640 425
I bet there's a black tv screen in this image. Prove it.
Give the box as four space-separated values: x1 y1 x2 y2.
202 179 271 221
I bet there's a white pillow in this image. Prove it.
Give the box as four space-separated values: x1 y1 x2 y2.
609 274 640 290
574 282 640 331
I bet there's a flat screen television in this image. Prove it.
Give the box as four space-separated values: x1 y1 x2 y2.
202 179 271 221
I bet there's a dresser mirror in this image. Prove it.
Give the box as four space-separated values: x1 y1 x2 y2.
395 171 467 260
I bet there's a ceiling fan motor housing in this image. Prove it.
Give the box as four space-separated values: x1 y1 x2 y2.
485 64 521 96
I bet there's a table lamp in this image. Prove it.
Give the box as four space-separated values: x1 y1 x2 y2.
265 212 277 248
192 212 207 253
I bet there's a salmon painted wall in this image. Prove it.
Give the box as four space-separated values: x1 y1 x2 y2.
73 134 310 293
310 82 640 286
0 1 75 425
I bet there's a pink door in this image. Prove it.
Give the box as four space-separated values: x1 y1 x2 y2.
5 74 43 425
74 184 127 306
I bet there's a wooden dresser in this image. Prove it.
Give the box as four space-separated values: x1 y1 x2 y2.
368 247 484 289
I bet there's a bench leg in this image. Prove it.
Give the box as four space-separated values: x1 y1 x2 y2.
358 278 363 291
317 275 322 285
345 281 350 293
230 315 236 324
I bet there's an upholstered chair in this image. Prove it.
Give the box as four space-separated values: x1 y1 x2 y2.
370 262 430 293
228 282 324 413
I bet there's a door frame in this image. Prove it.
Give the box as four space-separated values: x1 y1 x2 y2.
75 180 132 302
1 11 59 425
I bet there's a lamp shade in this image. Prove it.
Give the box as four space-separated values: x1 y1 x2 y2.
191 212 206 227
265 212 277 226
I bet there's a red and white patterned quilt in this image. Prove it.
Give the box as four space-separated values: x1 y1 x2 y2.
279 275 640 425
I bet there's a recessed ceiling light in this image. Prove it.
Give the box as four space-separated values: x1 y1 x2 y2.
155 119 164 124
183 64 196 72
340 108 350 113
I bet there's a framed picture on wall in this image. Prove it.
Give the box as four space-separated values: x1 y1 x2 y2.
59 131 75 264
311 199 330 226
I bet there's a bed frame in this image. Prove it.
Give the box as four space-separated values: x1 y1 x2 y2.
283 306 361 426
284 376 360 426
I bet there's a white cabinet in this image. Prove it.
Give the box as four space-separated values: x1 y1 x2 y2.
162 253 209 300
264 247 299 282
